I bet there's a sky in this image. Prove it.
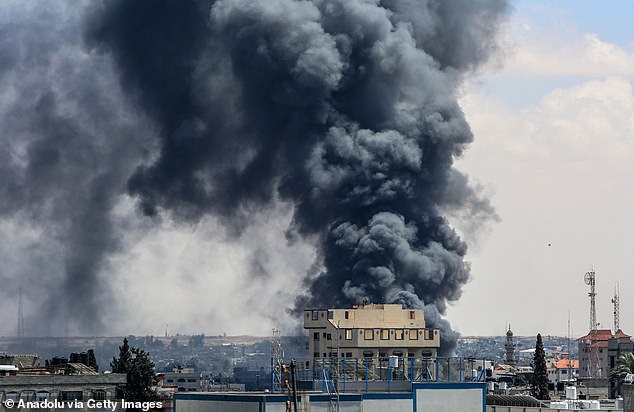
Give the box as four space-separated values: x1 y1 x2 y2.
1 0 633 342
447 0 634 337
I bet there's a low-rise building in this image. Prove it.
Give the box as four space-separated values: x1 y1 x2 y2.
547 359 579 384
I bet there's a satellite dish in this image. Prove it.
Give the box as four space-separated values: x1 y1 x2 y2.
584 272 593 285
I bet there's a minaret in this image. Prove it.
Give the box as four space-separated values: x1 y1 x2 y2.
505 325 516 365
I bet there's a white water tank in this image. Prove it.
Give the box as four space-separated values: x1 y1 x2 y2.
566 386 577 400
549 401 569 409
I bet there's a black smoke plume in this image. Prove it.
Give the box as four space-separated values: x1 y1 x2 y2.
86 0 505 354
0 0 505 350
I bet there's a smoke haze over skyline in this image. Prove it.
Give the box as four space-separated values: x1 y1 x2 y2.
1 1 509 351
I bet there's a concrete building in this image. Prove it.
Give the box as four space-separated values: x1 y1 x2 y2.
161 367 201 392
547 359 579 384
303 303 440 369
578 329 632 380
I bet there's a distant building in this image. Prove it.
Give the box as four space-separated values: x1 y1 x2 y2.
303 303 440 369
161 367 200 392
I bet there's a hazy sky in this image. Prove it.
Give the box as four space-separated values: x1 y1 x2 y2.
447 0 634 337
2 1 632 341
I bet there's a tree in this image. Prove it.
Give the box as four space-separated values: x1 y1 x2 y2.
610 352 634 396
531 333 550 400
111 338 160 402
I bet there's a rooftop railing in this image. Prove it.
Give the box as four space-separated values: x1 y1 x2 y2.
272 357 494 394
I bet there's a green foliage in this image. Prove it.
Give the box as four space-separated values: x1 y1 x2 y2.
531 333 550 400
111 338 160 402
610 352 634 395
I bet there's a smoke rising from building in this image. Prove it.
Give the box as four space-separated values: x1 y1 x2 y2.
0 0 506 350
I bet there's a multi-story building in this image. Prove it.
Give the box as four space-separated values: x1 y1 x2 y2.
303 303 440 368
578 329 632 380
160 367 201 392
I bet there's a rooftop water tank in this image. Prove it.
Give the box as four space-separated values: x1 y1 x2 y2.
565 386 577 400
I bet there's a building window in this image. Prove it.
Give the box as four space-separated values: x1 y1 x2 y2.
345 311 355 320
345 329 353 340
92 391 106 401
424 329 433 340
363 351 374 358
312 311 319 320
346 352 353 358
364 329 374 340
409 311 415 320
381 329 389 340
395 330 404 340
36 392 50 401
326 333 332 341
314 352 319 358
314 332 319 340
178 378 186 382
327 311 334 319
323 333 327 338
409 329 418 340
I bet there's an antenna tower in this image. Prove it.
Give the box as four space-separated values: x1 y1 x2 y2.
17 288 24 338
612 282 620 333
584 270 597 331
271 328 285 393
584 269 602 377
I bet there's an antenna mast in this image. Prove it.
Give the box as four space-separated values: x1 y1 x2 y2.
612 282 620 333
584 270 597 331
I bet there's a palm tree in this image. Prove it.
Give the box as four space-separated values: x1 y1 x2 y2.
610 352 634 396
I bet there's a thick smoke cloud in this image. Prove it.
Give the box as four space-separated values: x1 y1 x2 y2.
0 2 154 334
0 0 506 351
86 0 505 354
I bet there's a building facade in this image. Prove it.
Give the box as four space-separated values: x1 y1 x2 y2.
303 303 440 369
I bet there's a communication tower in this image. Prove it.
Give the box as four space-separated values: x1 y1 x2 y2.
612 282 620 333
584 269 601 377
584 270 597 331
271 328 285 392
